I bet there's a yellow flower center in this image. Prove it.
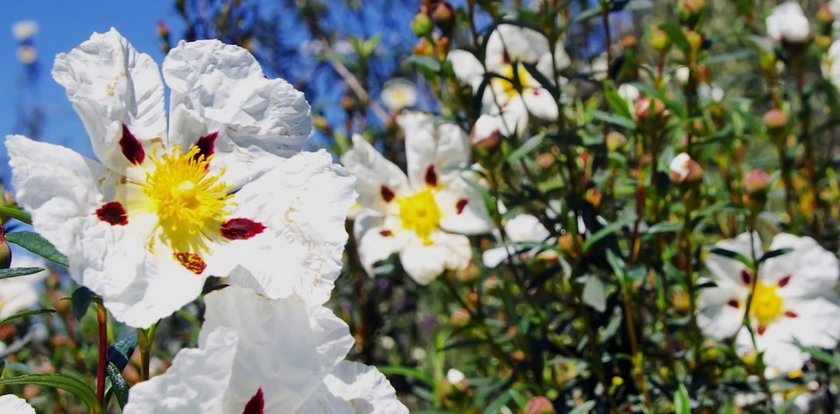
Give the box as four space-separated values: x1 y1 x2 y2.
143 146 233 253
492 63 533 101
397 189 442 245
750 282 783 327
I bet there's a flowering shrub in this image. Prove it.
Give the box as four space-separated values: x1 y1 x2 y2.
2 0 840 413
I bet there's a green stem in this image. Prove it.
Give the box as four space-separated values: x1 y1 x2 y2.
137 324 157 382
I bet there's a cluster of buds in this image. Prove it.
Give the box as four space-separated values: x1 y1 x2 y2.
669 152 703 184
412 1 455 59
633 96 669 132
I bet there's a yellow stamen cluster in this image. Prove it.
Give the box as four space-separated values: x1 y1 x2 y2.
750 282 783 327
397 189 442 245
143 146 233 253
492 63 533 101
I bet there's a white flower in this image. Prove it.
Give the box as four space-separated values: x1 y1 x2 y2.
11 21 38 41
766 2 810 43
0 253 49 319
7 28 355 328
617 83 640 104
0 394 35 413
482 213 553 268
446 368 466 385
123 285 408 414
669 152 703 183
675 66 690 86
342 112 492 284
447 24 569 144
822 40 840 90
381 79 417 111
698 233 840 374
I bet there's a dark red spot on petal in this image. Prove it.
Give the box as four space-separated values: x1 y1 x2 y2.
173 252 206 275
119 124 145 165
425 165 438 187
455 198 469 215
379 229 393 237
95 202 128 226
757 325 767 335
193 131 218 163
221 218 266 240
727 299 740 309
380 185 395 203
784 311 798 318
778 275 791 287
242 388 264 414
502 50 511 64
740 269 752 285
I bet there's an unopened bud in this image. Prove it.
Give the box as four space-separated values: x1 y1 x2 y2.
817 4 835 25
522 396 556 414
677 0 706 24
650 27 671 53
585 188 602 207
431 2 456 33
743 169 771 194
450 308 471 327
606 131 627 151
313 116 329 131
763 108 788 130
411 12 433 37
156 20 170 38
683 29 703 53
0 227 11 269
340 96 355 112
669 152 703 183
536 153 555 168
634 97 667 122
413 37 434 56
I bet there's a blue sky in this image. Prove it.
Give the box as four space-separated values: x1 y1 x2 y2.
0 1 185 183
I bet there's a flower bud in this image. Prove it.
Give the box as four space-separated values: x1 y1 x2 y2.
0 227 11 269
677 0 706 25
817 3 835 25
606 131 627 151
411 12 433 37
522 396 555 414
156 20 170 38
683 29 703 54
340 95 356 112
669 152 703 183
763 108 788 130
450 308 470 327
650 27 671 53
413 37 434 56
633 97 668 130
431 2 456 33
743 169 771 194
585 188 602 207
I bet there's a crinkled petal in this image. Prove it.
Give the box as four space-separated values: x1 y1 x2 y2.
223 151 355 305
785 295 840 349
397 112 471 188
163 39 311 188
341 135 409 213
399 233 471 285
521 88 558 120
697 278 747 340
436 174 493 235
201 286 355 413
447 49 485 91
354 215 409 277
763 233 839 298
486 24 550 70
123 327 237 414
297 361 409 414
736 324 809 375
52 28 167 171
0 394 35 414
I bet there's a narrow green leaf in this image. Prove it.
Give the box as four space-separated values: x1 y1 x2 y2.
5 231 69 267
0 308 56 326
71 286 96 322
708 247 753 269
658 22 690 53
483 389 515 414
0 374 100 414
105 362 129 408
0 267 44 280
568 400 595 414
674 383 691 414
407 55 442 73
591 110 636 130
0 206 32 224
506 133 545 164
603 80 633 119
108 333 138 371
757 248 793 264
582 216 635 252
377 365 435 387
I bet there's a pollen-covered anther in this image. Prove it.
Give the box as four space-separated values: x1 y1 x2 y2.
173 252 206 275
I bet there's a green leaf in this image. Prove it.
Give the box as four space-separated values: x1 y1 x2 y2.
108 333 138 371
582 215 635 252
0 374 100 414
757 248 793 264
568 400 595 414
0 206 32 224
407 55 442 73
793 342 837 367
377 365 435 387
674 383 690 414
71 286 96 322
658 22 690 53
0 308 56 326
506 133 545 164
0 267 44 280
708 247 753 269
5 231 69 267
591 110 636 130
603 80 633 119
105 362 129 408
483 388 516 414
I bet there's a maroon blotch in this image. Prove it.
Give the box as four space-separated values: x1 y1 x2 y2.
379 229 393 237
119 124 145 165
95 202 128 226
380 185 395 203
784 311 798 318
192 131 219 163
777 275 791 287
242 388 264 414
425 165 437 187
221 218 266 240
726 299 739 309
455 199 469 215
757 325 767 335
740 269 752 285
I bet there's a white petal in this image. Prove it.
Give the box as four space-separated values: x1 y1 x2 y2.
52 28 167 171
470 100 527 144
341 134 409 213
123 327 237 414
697 279 747 340
736 325 809 374
704 232 762 286
436 174 493 235
399 233 471 285
521 88 558 120
381 79 417 110
485 24 550 70
398 112 471 188
163 39 311 187
784 296 840 349
447 50 485 91
536 40 571 77
297 361 409 414
354 215 409 277
0 280 38 319
762 233 839 298
482 246 513 268
582 276 607 313
224 150 355 305
0 395 35 414
201 286 355 413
